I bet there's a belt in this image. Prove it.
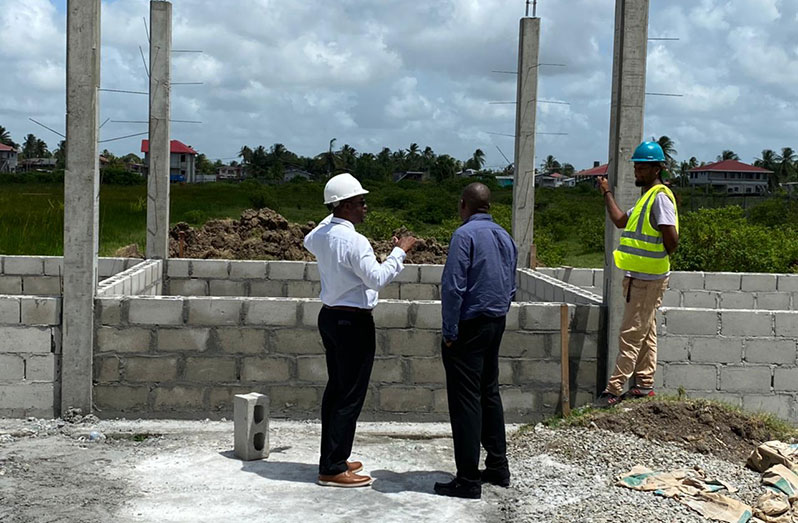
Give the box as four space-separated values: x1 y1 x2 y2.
322 304 373 315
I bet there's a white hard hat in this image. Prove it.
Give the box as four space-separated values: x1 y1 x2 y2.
323 172 369 205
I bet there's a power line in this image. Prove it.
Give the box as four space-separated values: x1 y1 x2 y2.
648 37 679 41
172 50 203 53
99 131 148 144
139 46 150 78
99 117 110 129
28 118 65 138
645 92 684 97
488 99 570 105
172 82 204 86
142 16 149 42
99 88 148 95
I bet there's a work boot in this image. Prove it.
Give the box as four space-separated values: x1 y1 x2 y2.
480 467 511 488
317 470 374 488
593 391 622 409
622 386 655 400
347 460 363 473
433 478 481 499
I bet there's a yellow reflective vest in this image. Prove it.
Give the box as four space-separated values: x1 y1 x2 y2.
613 184 679 275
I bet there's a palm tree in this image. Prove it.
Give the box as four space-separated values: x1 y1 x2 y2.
776 147 797 185
339 144 357 170
539 154 561 175
0 126 14 147
269 143 287 164
471 148 485 170
656 135 677 173
755 149 779 191
406 143 420 170
716 150 739 161
21 133 38 159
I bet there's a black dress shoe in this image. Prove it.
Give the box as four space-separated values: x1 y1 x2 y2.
433 478 481 499
480 468 511 487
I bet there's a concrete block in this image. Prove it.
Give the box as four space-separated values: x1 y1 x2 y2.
568 333 598 360
209 386 266 411
209 280 247 297
664 364 717 390
757 293 791 311
380 283 400 299
517 360 561 385
506 304 520 330
21 298 59 325
0 297 21 324
774 368 798 391
720 365 772 393
241 357 292 382
94 356 120 382
272 329 324 354
592 270 604 287
571 305 601 333
191 260 229 279
371 357 404 383
720 292 755 309
682 291 717 309
433 388 449 413
665 309 719 336
285 281 319 298
775 312 798 336
668 272 705 290
379 386 433 412
124 356 178 382
166 259 190 278
777 275 798 292
234 392 270 461
93 385 148 411
216 328 267 354
384 329 440 356
229 261 267 280
0 326 52 353
498 388 537 414
22 276 61 295
0 354 24 380
25 354 56 381
301 301 323 327
742 273 778 292
721 310 773 336
246 299 297 326
658 336 690 362
499 359 514 385
500 332 550 358
157 328 210 352
43 257 63 276
0 382 55 415
0 276 22 294
187 298 242 326
128 297 184 325
409 357 445 384
296 356 327 381
305 263 320 281
661 291 681 308
98 257 128 277
411 301 441 330
400 283 437 300
268 261 306 280
373 301 410 328
184 357 236 382
249 280 285 297
4 256 44 275
521 303 562 331
168 278 208 296
419 265 444 284
746 339 796 364
152 386 205 410
690 337 742 363
561 268 593 287
269 386 320 411
393 265 419 283
742 394 793 420
705 272 741 291
97 327 151 353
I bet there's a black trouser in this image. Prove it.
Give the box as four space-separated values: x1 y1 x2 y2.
442 315 508 483
317 307 376 476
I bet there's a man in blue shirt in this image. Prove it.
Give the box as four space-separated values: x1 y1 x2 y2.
434 182 518 499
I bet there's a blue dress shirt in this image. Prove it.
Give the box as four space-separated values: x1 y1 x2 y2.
441 213 518 341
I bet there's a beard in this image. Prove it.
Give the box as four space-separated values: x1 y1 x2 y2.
634 179 646 187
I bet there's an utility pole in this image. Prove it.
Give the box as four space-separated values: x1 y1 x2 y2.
62 0 101 414
601 0 650 388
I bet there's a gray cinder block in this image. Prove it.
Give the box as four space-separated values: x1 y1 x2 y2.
234 392 270 461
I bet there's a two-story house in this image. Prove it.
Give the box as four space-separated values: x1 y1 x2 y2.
687 160 771 194
0 144 18 173
141 139 198 183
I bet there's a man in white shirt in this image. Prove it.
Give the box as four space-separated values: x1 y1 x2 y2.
304 173 416 488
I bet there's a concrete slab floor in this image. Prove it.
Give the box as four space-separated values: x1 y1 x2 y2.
0 419 519 522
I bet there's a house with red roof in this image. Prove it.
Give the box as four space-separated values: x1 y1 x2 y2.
141 139 198 183
0 143 18 173
574 161 608 184
687 159 771 194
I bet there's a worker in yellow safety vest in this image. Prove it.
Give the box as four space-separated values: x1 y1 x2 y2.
594 141 679 408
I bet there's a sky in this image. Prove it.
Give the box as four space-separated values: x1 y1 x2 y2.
0 0 796 172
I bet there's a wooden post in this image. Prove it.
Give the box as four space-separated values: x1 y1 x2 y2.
560 303 571 417
529 243 537 269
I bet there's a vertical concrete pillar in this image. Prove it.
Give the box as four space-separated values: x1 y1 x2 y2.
512 17 540 268
146 0 172 259
62 0 101 414
601 0 649 386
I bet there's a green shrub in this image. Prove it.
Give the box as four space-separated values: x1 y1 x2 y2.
578 216 605 252
359 210 403 241
101 167 145 185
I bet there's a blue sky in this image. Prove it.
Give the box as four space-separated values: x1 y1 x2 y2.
1 0 796 171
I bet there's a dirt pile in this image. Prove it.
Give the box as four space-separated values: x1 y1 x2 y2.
167 208 449 264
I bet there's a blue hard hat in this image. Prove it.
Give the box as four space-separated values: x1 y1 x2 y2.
631 141 665 163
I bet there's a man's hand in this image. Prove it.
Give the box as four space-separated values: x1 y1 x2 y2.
393 235 417 253
597 176 610 195
444 339 454 348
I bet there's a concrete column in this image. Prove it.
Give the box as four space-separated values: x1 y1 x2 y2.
512 17 540 268
601 0 649 386
146 0 172 259
62 0 101 414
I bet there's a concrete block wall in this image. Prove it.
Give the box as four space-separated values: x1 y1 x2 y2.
0 256 140 296
164 259 444 300
97 259 163 297
516 268 602 305
93 296 601 422
0 294 61 417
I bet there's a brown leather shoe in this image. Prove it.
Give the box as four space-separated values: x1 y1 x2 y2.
318 470 373 488
347 460 363 473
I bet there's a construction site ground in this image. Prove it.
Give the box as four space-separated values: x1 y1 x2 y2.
1 399 793 522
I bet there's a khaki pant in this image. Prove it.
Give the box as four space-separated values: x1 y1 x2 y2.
605 276 669 396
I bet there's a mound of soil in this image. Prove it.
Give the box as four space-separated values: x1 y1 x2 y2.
577 400 792 463
167 208 449 264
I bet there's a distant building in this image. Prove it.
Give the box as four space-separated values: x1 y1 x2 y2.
687 160 770 194
283 167 312 182
18 157 56 172
0 144 18 173
495 175 513 188
217 164 244 181
536 172 575 188
393 171 427 183
141 139 198 183
574 162 608 184
457 168 479 177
